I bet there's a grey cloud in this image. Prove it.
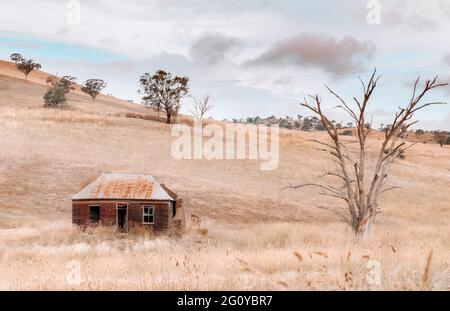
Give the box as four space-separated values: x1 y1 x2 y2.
189 32 241 65
98 38 117 48
245 33 375 75
441 75 450 96
443 54 450 65
440 0 450 17
383 7 439 32
0 42 40 49
370 108 392 118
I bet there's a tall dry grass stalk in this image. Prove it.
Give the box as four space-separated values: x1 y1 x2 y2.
0 221 448 290
422 249 433 289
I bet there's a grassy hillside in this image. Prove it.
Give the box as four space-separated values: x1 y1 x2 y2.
0 61 449 290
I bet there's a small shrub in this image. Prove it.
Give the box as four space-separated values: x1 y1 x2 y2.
340 130 353 136
43 86 67 108
315 123 326 131
197 227 208 236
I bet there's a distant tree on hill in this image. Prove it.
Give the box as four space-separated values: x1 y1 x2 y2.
301 119 312 131
190 95 213 124
43 75 76 108
10 53 22 63
340 129 353 136
43 86 68 108
46 75 77 92
10 53 41 80
81 79 107 101
139 70 189 124
315 123 326 131
415 129 425 137
434 132 447 147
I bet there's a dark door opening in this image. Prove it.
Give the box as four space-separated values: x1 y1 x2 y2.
117 204 128 231
89 205 100 223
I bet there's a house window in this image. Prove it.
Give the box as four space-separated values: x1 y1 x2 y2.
143 206 154 224
89 205 100 223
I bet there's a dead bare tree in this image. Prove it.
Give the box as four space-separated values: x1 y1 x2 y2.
190 95 213 124
288 70 447 237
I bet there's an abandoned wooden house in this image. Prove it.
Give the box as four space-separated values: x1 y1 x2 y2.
72 174 185 233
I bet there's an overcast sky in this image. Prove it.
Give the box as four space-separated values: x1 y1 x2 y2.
1 0 449 130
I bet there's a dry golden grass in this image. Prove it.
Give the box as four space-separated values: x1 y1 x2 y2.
0 221 448 290
0 62 449 290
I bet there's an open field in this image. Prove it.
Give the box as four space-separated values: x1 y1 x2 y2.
0 221 448 290
0 62 449 290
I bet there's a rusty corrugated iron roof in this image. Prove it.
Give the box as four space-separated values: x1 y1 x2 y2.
72 174 174 200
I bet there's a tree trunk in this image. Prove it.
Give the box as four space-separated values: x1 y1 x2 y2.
166 113 171 124
354 213 375 238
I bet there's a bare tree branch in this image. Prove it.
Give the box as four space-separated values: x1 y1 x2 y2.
291 69 447 237
190 95 213 122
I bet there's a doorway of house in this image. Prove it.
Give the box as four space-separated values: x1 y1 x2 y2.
117 204 128 232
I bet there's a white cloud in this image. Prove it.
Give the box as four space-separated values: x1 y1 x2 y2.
0 0 449 129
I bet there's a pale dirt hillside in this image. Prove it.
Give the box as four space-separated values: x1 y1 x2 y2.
0 62 449 290
0 60 154 116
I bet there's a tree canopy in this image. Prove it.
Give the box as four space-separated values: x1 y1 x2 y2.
139 70 189 124
81 79 107 101
10 53 41 80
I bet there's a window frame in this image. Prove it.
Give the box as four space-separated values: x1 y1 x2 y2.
89 205 100 223
142 205 154 224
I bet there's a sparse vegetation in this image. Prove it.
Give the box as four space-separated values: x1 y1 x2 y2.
139 70 189 124
190 95 213 124
0 60 449 291
46 75 77 92
415 129 425 137
10 53 41 80
341 130 353 136
43 75 77 108
43 85 68 108
0 221 447 290
433 131 449 147
81 79 107 101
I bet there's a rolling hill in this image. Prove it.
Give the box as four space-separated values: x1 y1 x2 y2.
0 60 449 290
